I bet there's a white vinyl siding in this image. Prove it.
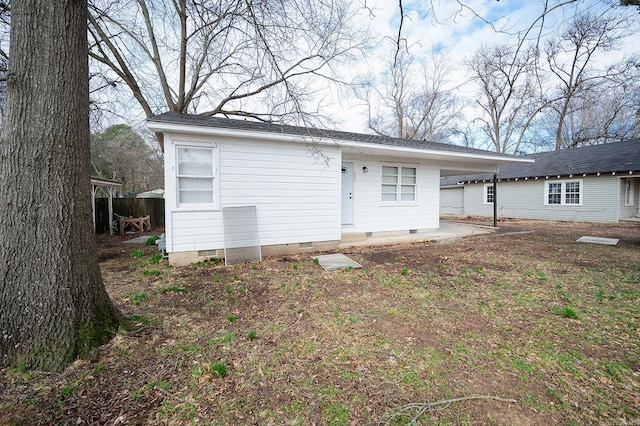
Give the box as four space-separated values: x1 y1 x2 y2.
440 187 464 215
455 176 620 223
166 134 341 253
176 145 218 208
544 180 582 206
381 165 416 203
343 158 439 233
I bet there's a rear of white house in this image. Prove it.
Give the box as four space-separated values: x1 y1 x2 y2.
441 140 640 224
149 113 529 265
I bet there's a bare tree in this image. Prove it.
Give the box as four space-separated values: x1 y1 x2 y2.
535 70 640 149
87 0 368 151
544 11 638 149
466 44 545 154
359 43 462 141
0 0 119 372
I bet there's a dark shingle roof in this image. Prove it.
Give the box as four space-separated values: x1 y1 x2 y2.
441 139 640 185
149 112 515 158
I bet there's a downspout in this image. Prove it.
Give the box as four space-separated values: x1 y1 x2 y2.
493 172 498 228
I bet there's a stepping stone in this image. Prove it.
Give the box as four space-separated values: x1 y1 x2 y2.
315 253 362 271
576 236 619 246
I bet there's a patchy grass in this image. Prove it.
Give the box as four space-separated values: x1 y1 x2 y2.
1 219 639 425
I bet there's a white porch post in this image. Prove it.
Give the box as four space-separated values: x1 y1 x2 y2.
108 185 115 236
91 184 97 232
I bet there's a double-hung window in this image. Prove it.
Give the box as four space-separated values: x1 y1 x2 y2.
544 180 582 206
484 184 495 204
381 166 416 203
176 145 217 207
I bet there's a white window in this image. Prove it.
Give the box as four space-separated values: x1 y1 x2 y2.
176 145 217 207
381 165 416 203
484 184 495 204
625 179 634 206
544 180 582 206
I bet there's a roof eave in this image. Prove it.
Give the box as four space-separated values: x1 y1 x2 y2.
148 120 533 165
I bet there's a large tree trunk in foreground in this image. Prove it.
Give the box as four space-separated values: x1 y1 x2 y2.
0 0 119 372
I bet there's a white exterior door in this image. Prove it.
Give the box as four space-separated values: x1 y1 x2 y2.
341 162 354 225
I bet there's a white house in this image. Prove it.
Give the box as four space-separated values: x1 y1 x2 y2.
148 113 530 265
440 139 640 223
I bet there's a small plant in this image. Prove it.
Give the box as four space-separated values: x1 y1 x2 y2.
552 306 580 319
313 257 320 265
247 330 258 341
60 385 75 396
143 269 161 276
195 257 224 267
561 306 580 319
148 254 163 264
210 361 227 378
401 268 409 276
323 401 349 426
130 249 144 258
222 333 233 344
130 292 148 305
191 365 203 380
145 235 160 245
130 314 154 325
226 315 237 323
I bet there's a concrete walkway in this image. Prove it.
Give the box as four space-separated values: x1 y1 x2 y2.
339 220 496 249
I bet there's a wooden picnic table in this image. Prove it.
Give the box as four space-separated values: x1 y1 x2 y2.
119 215 151 236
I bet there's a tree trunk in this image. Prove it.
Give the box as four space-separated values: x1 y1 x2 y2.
0 0 120 372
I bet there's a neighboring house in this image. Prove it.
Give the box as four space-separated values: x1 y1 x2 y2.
148 112 530 265
136 189 165 199
440 139 640 223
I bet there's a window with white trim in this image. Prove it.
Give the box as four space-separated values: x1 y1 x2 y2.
484 184 495 204
625 179 634 206
176 145 218 207
544 180 582 206
381 166 416 203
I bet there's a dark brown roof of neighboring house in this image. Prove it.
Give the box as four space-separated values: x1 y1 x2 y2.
441 139 640 185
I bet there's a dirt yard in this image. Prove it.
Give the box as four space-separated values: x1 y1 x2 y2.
1 217 639 425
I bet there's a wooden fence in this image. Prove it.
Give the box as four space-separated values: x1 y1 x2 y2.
94 198 164 234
